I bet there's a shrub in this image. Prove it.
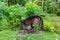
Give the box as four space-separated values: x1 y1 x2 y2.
5 4 26 29
0 1 7 19
0 3 26 30
0 1 8 30
53 19 60 34
25 2 43 16
0 1 49 30
43 21 55 32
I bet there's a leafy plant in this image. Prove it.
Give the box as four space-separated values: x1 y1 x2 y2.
25 2 43 16
0 3 26 30
33 24 39 30
43 21 55 32
5 4 26 29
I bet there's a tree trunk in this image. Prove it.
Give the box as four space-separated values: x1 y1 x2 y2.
54 0 57 8
42 0 45 11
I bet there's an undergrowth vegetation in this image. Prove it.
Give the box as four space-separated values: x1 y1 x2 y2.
0 0 60 40
0 30 60 40
0 1 44 30
0 0 60 35
43 21 55 32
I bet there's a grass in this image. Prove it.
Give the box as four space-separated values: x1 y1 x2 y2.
0 29 18 40
0 30 60 40
18 31 60 40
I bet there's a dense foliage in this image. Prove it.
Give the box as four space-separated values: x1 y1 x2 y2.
0 0 60 34
43 21 55 32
